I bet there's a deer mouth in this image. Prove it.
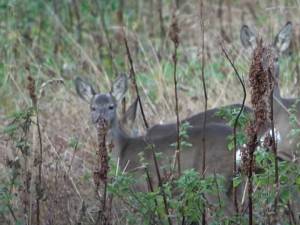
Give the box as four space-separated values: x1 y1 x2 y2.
95 117 109 134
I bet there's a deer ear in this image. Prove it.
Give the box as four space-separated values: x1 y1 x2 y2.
274 21 293 54
111 73 128 102
240 25 257 49
74 77 96 102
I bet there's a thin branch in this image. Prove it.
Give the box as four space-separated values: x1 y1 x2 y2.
269 74 279 220
199 1 207 224
151 149 173 225
123 25 172 225
123 28 149 129
170 11 181 176
144 167 163 224
221 43 246 215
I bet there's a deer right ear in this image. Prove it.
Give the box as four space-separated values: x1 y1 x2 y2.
111 73 128 102
240 25 257 49
274 21 293 54
74 77 96 102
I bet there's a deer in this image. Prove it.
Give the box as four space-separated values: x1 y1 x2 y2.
75 74 240 216
241 22 300 221
144 22 296 163
240 21 300 162
141 22 295 143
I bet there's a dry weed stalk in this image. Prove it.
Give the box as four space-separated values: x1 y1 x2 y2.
94 118 111 225
27 75 43 225
169 10 181 176
242 40 275 225
169 9 185 224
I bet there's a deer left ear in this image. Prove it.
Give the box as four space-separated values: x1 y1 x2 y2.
111 73 128 102
74 77 96 102
274 21 293 54
240 25 257 49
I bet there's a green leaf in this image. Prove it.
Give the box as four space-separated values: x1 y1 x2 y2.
233 176 242 188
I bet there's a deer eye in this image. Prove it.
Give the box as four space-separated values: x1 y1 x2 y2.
108 104 114 110
91 106 96 111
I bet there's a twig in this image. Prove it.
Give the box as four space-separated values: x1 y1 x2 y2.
123 26 171 225
213 171 222 211
287 200 297 225
123 28 149 129
151 149 173 225
144 167 163 224
199 1 207 224
7 204 17 222
199 0 207 178
221 43 246 215
269 72 279 220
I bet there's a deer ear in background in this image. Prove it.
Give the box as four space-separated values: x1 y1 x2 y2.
74 77 96 102
274 21 293 54
240 25 257 49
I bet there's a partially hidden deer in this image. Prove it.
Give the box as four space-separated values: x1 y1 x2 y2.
240 21 300 162
241 22 300 220
75 74 239 214
143 22 296 163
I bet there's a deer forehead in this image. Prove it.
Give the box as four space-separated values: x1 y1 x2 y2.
92 93 116 106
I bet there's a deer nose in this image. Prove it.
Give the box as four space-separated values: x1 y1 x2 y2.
94 110 109 123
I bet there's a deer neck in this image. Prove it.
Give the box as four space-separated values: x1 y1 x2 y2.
108 120 131 159
273 84 281 99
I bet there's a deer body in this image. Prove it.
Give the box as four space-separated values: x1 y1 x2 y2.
273 93 300 161
111 120 233 178
147 104 252 139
